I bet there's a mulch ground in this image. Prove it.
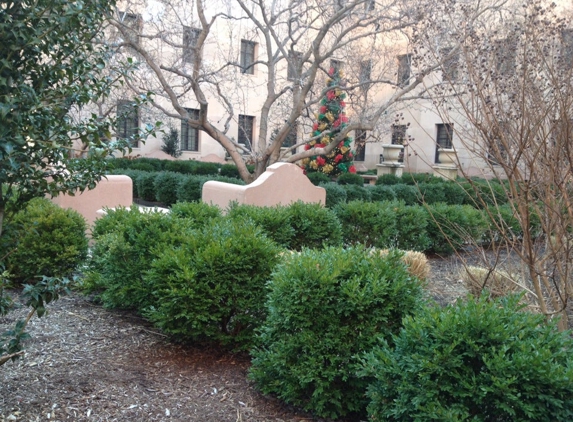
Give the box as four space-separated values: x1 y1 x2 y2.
0 256 466 422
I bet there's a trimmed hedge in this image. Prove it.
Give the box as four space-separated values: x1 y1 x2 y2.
320 182 347 208
227 204 294 248
337 172 365 186
361 294 573 421
287 202 342 250
250 247 424 419
334 201 397 248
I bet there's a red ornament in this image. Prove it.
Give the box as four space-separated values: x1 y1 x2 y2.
315 143 325 149
319 106 327 113
339 141 344 147
340 114 349 123
333 119 341 128
349 165 357 173
329 67 335 76
340 101 346 107
348 152 353 158
316 156 326 166
326 90 336 101
334 154 343 163
312 122 319 131
304 144 311 150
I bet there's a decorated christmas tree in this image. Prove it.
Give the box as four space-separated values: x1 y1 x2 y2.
302 67 356 176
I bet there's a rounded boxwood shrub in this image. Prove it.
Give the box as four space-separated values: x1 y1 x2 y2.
375 173 401 186
227 204 294 248
361 294 573 422
320 182 347 208
337 172 364 186
441 181 467 205
130 162 156 172
250 247 424 419
416 182 446 204
306 171 331 186
369 185 397 202
286 201 342 250
6 198 88 284
163 160 197 174
136 171 158 201
143 218 281 349
86 208 192 310
393 202 431 252
219 163 241 179
154 171 184 206
342 184 372 202
392 184 418 205
176 175 210 202
193 161 220 175
170 201 222 228
334 201 396 248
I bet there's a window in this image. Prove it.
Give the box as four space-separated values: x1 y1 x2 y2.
397 54 412 86
359 60 372 90
118 12 141 46
238 115 255 150
561 29 573 68
365 0 375 11
287 51 303 81
494 39 516 75
486 124 508 165
441 47 459 81
283 122 298 148
330 59 343 75
116 100 139 147
181 108 200 151
240 40 256 74
435 123 454 163
354 130 367 161
183 26 201 65
391 125 407 145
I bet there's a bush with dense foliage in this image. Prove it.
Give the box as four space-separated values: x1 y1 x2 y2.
334 201 397 248
416 182 446 204
286 202 342 250
393 203 431 251
170 202 222 227
361 295 573 421
136 172 158 202
154 171 185 206
85 208 191 310
5 198 88 284
227 204 294 248
250 247 424 419
320 182 347 208
337 172 365 186
392 184 418 205
369 184 397 202
306 171 331 186
143 218 281 349
375 173 401 185
342 184 372 202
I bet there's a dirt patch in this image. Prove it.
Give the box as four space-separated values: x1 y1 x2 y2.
1 256 466 422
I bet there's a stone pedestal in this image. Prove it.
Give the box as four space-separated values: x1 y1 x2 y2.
377 144 405 177
433 165 458 180
376 163 404 177
433 148 458 180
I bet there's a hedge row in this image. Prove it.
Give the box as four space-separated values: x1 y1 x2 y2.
109 169 245 206
107 157 255 179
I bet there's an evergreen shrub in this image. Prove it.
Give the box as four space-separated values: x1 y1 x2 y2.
361 295 573 422
6 198 88 284
136 171 158 201
337 172 364 186
250 247 424 419
375 173 401 185
416 182 446 204
219 163 241 179
193 162 220 175
342 184 372 202
441 181 468 205
392 184 418 205
306 171 330 186
176 175 210 202
227 204 294 248
170 202 222 228
154 171 184 206
320 182 347 208
286 202 343 250
334 201 396 248
393 203 431 251
402 172 441 185
164 160 197 174
86 208 191 310
143 218 281 349
369 185 397 202
130 162 155 172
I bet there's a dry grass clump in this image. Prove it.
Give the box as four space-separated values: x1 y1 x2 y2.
460 265 522 299
374 249 430 281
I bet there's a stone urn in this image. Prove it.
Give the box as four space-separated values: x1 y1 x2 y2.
382 144 404 163
437 148 457 166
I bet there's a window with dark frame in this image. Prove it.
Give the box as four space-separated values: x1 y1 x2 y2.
441 47 459 81
282 122 298 148
287 51 303 81
359 60 372 90
240 40 256 74
238 114 254 150
435 123 454 163
183 26 201 65
354 129 367 162
119 12 140 46
397 54 411 86
561 29 573 68
181 108 200 151
365 0 375 11
116 100 139 147
391 125 407 163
